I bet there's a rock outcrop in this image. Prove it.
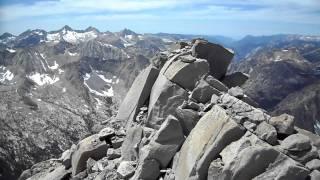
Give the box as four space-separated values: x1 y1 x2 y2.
21 39 320 180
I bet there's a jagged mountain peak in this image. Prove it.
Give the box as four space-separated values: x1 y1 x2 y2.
85 26 99 33
119 28 137 36
0 32 15 39
61 25 73 32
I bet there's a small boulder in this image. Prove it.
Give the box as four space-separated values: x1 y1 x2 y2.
310 170 320 180
151 53 168 69
269 114 295 135
71 134 109 176
107 148 121 160
243 121 257 131
183 100 201 111
211 94 219 104
306 159 320 171
207 158 224 180
170 41 188 50
228 86 244 99
191 79 220 103
205 75 228 92
175 107 199 135
98 127 115 141
287 146 319 164
110 136 124 149
134 116 184 179
191 39 234 79
121 125 143 161
281 133 312 151
132 159 160 180
222 72 249 88
254 121 278 145
163 58 209 90
147 74 188 129
180 54 196 63
86 158 97 174
60 144 76 169
117 161 136 179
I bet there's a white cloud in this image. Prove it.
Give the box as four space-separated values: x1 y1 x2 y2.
0 0 184 21
0 0 319 26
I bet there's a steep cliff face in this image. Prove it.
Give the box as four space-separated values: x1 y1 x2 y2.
22 39 320 180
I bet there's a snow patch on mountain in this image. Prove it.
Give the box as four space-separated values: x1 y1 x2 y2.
47 33 60 42
0 67 14 83
274 55 284 62
125 35 133 40
28 73 59 86
62 30 97 44
6 48 16 53
83 73 114 97
95 97 103 109
48 61 59 70
83 80 114 97
97 74 113 83
162 38 173 43
58 69 64 74
98 41 115 48
67 51 78 56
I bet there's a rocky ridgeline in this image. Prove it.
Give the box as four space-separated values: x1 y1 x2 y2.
20 39 320 180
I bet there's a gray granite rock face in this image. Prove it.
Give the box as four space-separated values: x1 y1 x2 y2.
191 79 220 103
163 58 209 90
116 65 159 127
175 106 245 180
133 115 184 179
71 134 109 176
147 73 188 129
191 39 234 79
269 113 295 135
222 72 249 88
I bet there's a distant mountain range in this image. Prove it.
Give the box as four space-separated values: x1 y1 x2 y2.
0 25 320 180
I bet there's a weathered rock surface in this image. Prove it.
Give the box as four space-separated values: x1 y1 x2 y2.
147 73 188 129
121 125 143 161
306 159 320 171
116 65 159 127
218 131 309 180
191 39 234 79
71 134 109 176
254 121 278 145
191 79 220 103
222 72 249 88
133 115 184 179
269 113 295 135
205 75 229 92
175 106 199 135
116 161 136 179
228 86 245 98
175 106 245 180
163 57 209 90
281 133 312 151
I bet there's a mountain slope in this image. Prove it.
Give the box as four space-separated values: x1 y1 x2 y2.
273 81 320 134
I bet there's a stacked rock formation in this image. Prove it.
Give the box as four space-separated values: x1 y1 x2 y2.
20 39 320 180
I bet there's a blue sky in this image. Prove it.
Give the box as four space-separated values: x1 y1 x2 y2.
0 0 319 38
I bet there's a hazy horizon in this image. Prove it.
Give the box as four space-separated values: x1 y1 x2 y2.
0 0 320 38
